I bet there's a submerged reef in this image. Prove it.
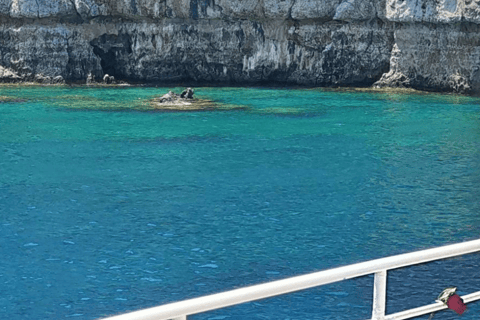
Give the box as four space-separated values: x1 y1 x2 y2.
0 95 26 103
41 88 244 112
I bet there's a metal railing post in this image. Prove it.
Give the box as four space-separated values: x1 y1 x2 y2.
372 270 387 320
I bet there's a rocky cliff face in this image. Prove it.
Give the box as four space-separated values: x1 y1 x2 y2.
0 0 479 93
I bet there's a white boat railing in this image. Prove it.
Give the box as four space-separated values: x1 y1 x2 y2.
101 238 480 320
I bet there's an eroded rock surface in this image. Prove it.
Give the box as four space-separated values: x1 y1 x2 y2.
1 0 480 93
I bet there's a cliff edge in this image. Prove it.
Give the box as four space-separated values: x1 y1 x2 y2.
1 0 479 93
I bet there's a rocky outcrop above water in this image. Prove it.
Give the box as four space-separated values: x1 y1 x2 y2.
1 0 480 93
149 88 219 111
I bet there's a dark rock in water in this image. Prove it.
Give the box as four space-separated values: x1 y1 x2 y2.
103 74 115 84
180 88 194 99
159 89 193 103
151 88 216 111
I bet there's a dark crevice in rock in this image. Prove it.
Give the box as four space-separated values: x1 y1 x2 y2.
190 0 198 20
92 46 117 77
65 37 74 79
252 21 265 42
151 34 157 49
34 0 40 18
90 33 133 80
130 0 138 15
288 0 297 20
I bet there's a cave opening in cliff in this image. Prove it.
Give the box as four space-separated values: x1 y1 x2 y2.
93 46 118 78
90 34 133 80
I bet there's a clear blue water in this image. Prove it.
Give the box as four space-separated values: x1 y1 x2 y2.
0 86 479 320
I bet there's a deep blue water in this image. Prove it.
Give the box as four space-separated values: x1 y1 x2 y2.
0 87 479 320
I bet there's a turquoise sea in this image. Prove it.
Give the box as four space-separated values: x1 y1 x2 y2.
0 86 479 320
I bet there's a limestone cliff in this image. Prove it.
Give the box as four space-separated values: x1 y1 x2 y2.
0 0 479 93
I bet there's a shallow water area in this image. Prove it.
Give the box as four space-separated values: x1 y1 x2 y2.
1 86 480 320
